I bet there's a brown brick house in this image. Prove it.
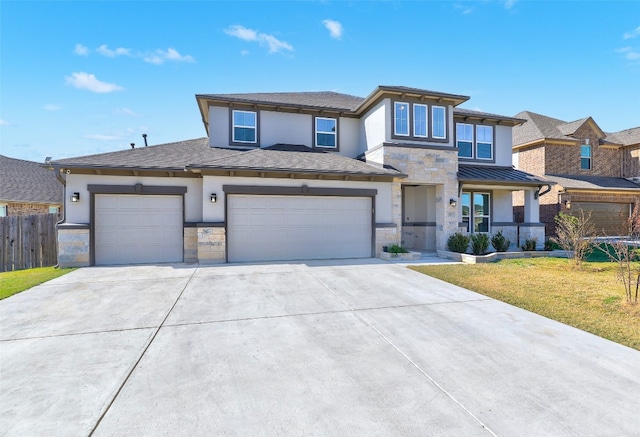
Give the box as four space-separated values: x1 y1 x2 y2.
512 112 639 236
0 155 63 217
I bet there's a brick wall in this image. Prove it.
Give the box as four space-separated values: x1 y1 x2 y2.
623 145 640 178
6 202 62 217
514 144 545 175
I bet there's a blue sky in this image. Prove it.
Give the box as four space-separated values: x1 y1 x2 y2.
1 0 639 162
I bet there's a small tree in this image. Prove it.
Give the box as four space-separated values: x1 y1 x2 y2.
491 230 511 252
551 210 596 267
470 233 490 255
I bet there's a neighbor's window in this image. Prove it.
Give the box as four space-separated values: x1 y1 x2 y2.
232 110 257 143
580 145 591 170
315 117 337 148
413 104 428 137
394 102 409 136
432 106 446 139
457 123 473 158
476 125 493 160
49 206 60 214
461 192 490 233
0 205 7 217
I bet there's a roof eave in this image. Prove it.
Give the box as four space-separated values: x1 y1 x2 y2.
458 178 552 187
187 164 405 179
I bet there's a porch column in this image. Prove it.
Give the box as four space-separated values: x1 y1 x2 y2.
523 189 540 223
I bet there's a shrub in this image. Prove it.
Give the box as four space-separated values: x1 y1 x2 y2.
491 231 511 252
544 240 554 251
521 238 538 251
470 233 490 255
551 211 596 266
447 233 470 253
387 244 408 254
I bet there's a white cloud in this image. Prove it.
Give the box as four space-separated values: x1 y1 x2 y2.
504 0 517 10
322 19 343 39
224 25 293 54
114 108 140 117
240 50 250 56
454 3 473 14
623 26 640 40
43 104 62 111
143 47 195 64
82 134 123 141
96 44 131 57
74 43 89 56
0 119 10 126
65 72 124 93
617 47 640 60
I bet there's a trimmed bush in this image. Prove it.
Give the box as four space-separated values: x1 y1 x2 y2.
447 232 470 253
387 244 409 254
470 233 490 255
521 238 538 251
491 231 511 252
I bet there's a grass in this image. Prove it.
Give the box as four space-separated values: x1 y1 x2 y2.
410 258 640 350
0 267 76 300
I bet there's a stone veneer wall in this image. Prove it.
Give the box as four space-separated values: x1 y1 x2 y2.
401 225 436 251
184 227 198 263
57 226 90 268
197 227 226 263
375 226 399 255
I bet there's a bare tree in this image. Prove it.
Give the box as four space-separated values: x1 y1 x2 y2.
552 209 596 267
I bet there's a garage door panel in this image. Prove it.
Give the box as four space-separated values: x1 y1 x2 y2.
228 195 372 262
95 194 183 265
572 202 629 236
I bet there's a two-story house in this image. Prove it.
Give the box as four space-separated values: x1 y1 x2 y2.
512 111 640 236
51 86 550 267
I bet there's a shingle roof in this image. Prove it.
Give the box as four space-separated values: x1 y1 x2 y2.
193 144 402 177
606 126 640 147
546 174 640 191
512 111 578 145
458 165 552 186
196 91 365 112
0 155 63 204
51 138 242 169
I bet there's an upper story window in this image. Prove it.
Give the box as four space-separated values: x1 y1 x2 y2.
232 110 257 143
432 106 446 139
580 144 591 170
315 117 337 148
394 102 409 136
476 125 493 160
456 123 473 158
413 104 428 137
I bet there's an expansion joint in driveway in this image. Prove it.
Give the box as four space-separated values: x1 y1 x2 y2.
308 270 498 437
88 266 200 436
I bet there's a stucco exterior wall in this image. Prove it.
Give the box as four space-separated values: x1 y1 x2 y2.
209 106 230 147
260 111 312 147
361 99 387 152
495 125 514 167
492 190 515 222
339 117 360 158
64 174 203 224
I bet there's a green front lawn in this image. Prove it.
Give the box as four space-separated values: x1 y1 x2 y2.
0 267 76 300
410 258 640 350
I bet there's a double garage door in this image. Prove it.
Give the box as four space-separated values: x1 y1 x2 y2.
95 194 183 265
571 202 630 236
227 195 373 263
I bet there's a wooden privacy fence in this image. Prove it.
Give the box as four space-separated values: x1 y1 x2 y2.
1 214 58 272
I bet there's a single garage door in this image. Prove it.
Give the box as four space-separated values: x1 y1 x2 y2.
95 194 183 265
572 202 630 235
227 195 372 262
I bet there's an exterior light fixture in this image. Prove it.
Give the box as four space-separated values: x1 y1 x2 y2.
565 199 571 209
210 193 217 203
450 198 457 207
71 192 80 203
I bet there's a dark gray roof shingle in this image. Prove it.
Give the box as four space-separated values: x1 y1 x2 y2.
0 155 63 204
458 165 552 186
51 138 242 169
197 91 365 112
606 126 640 147
546 174 640 190
194 144 402 177
512 111 578 145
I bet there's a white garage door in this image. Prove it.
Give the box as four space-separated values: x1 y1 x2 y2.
227 195 372 262
95 194 183 265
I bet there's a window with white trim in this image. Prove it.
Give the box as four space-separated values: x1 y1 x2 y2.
394 102 409 136
432 106 446 139
461 192 490 233
0 204 7 217
413 104 428 137
315 117 337 148
456 123 473 158
580 145 591 170
232 110 257 143
476 125 493 160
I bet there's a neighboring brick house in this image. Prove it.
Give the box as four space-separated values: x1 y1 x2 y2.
0 155 63 217
512 112 640 236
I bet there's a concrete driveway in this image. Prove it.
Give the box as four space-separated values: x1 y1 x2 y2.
1 259 638 436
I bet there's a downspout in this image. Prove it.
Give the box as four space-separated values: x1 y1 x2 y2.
52 165 66 269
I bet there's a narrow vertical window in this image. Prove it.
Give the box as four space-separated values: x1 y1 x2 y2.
580 145 591 170
232 110 257 143
432 106 446 139
315 117 337 148
476 125 493 160
456 123 473 158
461 193 471 232
413 104 428 137
0 205 7 217
473 193 490 233
394 102 409 136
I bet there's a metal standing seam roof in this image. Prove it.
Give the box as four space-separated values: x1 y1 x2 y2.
458 165 553 186
0 155 63 204
545 174 640 191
